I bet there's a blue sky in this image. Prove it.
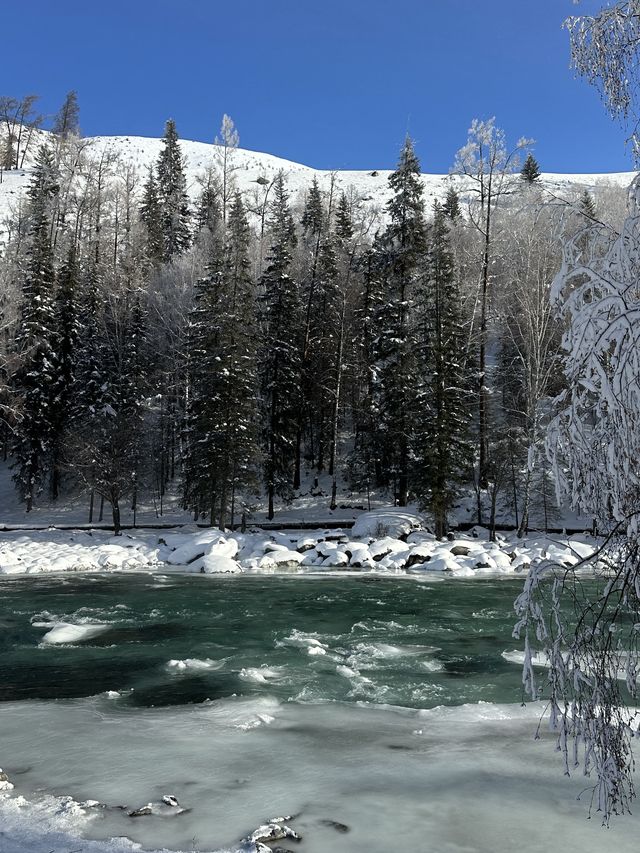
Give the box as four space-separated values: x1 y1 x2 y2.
3 0 632 172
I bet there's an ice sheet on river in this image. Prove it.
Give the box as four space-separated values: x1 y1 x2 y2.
0 697 638 853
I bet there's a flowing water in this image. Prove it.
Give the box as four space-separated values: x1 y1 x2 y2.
0 572 637 852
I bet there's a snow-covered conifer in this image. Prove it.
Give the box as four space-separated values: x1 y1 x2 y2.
520 152 541 184
183 192 260 527
156 119 191 261
11 143 59 510
372 136 427 505
414 204 472 536
259 174 302 519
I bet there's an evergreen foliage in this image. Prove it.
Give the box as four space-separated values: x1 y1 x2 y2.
183 193 260 527
414 204 472 536
259 175 302 519
156 119 191 261
49 246 80 499
520 152 541 184
140 166 163 264
371 136 427 505
11 144 59 511
442 187 462 220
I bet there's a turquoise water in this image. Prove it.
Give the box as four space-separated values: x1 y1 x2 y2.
0 573 528 708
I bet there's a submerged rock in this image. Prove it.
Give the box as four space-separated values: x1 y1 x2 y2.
241 817 302 851
0 768 13 791
319 818 350 833
129 804 153 817
249 822 302 843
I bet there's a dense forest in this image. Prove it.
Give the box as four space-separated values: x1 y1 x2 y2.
0 92 626 534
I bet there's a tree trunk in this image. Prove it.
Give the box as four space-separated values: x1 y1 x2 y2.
219 487 227 532
293 427 301 490
112 498 121 535
517 469 531 538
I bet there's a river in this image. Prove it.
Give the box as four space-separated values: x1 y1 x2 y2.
0 572 636 852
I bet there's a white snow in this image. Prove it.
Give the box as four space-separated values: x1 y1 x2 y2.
1 129 634 247
0 519 602 579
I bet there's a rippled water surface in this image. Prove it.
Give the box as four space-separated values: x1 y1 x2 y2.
0 573 528 708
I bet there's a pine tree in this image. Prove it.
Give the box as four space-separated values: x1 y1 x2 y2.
520 152 541 184
11 144 59 510
372 136 427 505
415 204 472 536
183 193 260 528
260 175 302 519
156 119 191 261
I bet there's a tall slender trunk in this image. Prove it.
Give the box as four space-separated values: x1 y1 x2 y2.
112 498 121 535
477 180 493 523
329 295 346 510
293 428 302 490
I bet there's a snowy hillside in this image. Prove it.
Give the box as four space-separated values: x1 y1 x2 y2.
0 131 636 242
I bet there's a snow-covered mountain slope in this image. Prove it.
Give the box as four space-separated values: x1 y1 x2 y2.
0 131 636 240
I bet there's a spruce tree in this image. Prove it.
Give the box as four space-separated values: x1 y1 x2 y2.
442 186 462 220
156 119 191 262
140 165 163 264
372 136 427 505
195 172 222 234
348 242 386 497
301 177 324 235
68 261 109 522
520 152 541 184
49 246 80 499
415 204 472 536
90 292 147 533
580 189 596 218
183 193 260 528
335 192 354 242
11 144 59 510
260 175 302 519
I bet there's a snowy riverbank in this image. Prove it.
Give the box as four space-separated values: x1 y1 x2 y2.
0 508 599 577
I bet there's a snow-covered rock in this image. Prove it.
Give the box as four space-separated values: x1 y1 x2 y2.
201 554 241 573
351 507 426 540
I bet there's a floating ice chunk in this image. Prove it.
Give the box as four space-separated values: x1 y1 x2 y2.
40 622 110 645
239 666 285 683
166 658 224 671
